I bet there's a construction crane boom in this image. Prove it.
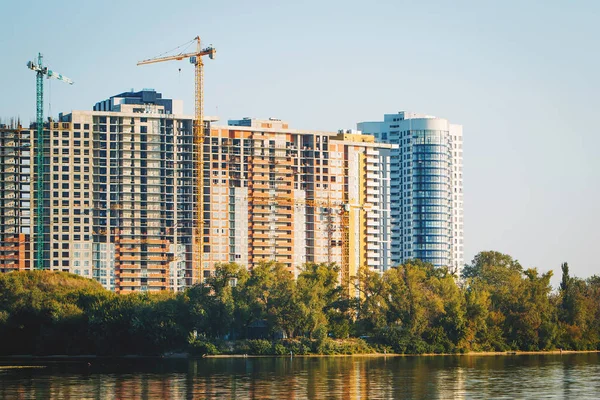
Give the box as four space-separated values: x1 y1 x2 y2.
26 53 73 270
137 48 215 66
137 36 215 284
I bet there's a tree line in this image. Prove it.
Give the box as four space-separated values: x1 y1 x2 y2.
0 251 598 356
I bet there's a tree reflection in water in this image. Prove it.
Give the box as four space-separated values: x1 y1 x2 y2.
1 354 599 399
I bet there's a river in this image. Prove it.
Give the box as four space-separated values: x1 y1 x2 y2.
1 353 598 399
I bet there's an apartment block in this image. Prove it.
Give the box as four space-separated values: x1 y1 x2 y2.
358 112 464 273
0 91 396 291
204 118 395 285
59 101 198 293
0 90 197 292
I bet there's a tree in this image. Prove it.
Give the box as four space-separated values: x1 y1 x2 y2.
242 261 302 338
296 263 341 338
463 252 557 351
187 262 249 339
560 262 570 293
383 261 462 353
462 251 522 280
354 266 389 334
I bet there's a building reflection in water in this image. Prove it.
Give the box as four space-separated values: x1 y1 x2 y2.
1 353 599 399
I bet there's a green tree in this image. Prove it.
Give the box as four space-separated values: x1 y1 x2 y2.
242 261 301 338
383 261 463 353
187 262 249 339
0 271 106 355
560 262 570 293
296 263 341 338
462 251 522 280
462 252 556 351
354 266 389 334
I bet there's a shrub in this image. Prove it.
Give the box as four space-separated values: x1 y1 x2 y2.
188 335 220 356
247 339 272 355
272 343 288 355
284 339 311 355
316 337 336 355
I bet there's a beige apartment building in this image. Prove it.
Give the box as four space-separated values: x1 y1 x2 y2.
205 118 394 286
0 91 395 292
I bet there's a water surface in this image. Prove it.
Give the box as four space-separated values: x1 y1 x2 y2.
0 353 598 399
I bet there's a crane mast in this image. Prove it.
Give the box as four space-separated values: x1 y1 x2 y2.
27 53 73 270
137 37 216 284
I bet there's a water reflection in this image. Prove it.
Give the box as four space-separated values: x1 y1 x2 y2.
1 353 598 399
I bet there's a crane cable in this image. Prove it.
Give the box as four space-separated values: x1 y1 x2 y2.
48 78 52 121
149 38 196 59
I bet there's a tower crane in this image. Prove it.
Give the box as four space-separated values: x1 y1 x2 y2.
137 36 216 283
27 53 74 270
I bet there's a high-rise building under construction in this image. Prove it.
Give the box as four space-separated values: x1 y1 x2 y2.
204 118 395 285
1 91 197 292
0 90 395 291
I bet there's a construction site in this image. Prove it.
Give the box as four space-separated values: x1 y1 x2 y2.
0 37 396 293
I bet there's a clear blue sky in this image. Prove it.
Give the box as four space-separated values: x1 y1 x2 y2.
2 0 598 286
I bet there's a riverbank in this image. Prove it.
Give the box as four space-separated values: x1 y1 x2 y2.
1 349 598 362
204 349 600 358
3 261 600 358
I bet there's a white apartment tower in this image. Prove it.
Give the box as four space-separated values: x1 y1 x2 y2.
358 112 463 273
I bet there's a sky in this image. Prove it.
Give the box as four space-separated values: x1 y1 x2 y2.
1 0 598 287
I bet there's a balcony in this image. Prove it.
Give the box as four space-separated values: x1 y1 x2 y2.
119 281 141 287
148 280 167 287
117 255 141 261
118 272 140 278
148 255 168 261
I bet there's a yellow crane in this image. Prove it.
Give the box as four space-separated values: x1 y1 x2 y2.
137 36 216 283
